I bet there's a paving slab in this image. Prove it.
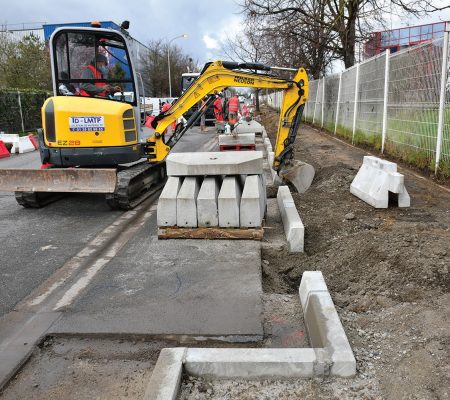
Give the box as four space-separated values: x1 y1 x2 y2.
166 152 263 176
50 211 263 339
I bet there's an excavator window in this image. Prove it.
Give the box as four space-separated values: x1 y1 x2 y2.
52 29 137 105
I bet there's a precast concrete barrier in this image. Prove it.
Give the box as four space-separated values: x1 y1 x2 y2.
350 156 410 208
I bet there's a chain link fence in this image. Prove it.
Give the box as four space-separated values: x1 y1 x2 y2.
263 32 450 177
0 90 49 135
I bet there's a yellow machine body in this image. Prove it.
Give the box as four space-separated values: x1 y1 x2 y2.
41 96 137 148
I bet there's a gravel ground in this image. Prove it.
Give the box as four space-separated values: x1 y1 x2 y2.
178 108 449 400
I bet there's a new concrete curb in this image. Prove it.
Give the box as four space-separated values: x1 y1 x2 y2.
143 272 356 399
300 271 356 377
277 185 304 252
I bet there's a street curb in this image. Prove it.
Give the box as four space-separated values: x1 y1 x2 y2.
276 185 304 252
300 271 356 377
143 271 356 399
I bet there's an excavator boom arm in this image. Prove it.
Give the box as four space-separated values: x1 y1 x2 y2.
146 61 308 172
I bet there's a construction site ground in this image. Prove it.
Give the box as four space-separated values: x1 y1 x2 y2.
0 112 449 399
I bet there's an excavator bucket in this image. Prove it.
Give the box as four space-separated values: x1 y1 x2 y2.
279 161 315 193
0 168 117 193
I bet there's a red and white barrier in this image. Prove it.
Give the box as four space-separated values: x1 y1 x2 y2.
0 140 10 159
28 134 39 150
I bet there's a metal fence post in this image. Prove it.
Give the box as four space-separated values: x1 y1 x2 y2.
312 79 320 124
321 76 325 128
352 64 360 144
334 72 342 135
435 25 449 174
381 49 391 153
17 91 25 133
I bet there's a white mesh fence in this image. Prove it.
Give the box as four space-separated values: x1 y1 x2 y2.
323 74 340 130
355 53 386 145
386 39 443 167
336 66 358 139
304 80 318 121
261 34 450 176
441 39 450 171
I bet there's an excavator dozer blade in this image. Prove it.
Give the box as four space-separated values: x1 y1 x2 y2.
0 168 117 193
279 161 315 193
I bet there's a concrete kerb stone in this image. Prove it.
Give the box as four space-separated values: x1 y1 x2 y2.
240 175 266 228
143 348 186 400
157 177 183 227
234 120 264 136
218 133 256 146
218 176 242 228
144 272 356 400
197 176 220 227
300 271 356 377
166 152 263 176
184 348 318 379
176 177 201 227
277 186 304 252
267 151 282 186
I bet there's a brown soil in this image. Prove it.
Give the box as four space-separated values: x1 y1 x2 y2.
259 106 450 399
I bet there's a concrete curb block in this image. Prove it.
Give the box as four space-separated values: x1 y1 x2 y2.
276 185 304 252
143 348 186 400
184 348 319 379
300 271 356 377
144 272 356 399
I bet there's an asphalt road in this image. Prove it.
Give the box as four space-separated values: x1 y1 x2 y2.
0 127 218 318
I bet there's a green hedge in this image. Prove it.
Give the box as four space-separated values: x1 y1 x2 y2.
0 89 50 135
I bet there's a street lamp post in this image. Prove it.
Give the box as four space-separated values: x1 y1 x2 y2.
167 34 188 98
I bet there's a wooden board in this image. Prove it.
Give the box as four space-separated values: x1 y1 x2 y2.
158 226 264 240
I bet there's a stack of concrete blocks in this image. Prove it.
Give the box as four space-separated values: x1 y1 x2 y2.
350 156 410 208
277 185 304 252
157 152 267 229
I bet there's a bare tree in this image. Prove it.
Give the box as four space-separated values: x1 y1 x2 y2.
239 0 450 71
141 39 193 97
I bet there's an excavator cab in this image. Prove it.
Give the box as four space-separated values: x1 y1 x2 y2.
40 27 145 167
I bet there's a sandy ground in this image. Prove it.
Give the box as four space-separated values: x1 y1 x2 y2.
178 108 449 400
2 110 449 399
0 338 164 400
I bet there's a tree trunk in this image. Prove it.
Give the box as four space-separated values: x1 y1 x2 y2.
343 0 358 69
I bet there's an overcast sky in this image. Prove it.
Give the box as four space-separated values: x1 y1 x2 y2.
1 0 245 65
2 0 450 67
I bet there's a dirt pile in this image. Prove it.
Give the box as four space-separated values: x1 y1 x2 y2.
260 106 450 399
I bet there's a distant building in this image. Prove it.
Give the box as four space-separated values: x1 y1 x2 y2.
364 21 449 59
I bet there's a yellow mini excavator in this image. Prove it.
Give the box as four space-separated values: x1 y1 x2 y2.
0 24 312 209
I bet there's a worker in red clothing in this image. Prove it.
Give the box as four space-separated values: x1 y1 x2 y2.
228 95 240 125
79 54 121 97
241 103 250 119
160 100 177 134
213 95 224 122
